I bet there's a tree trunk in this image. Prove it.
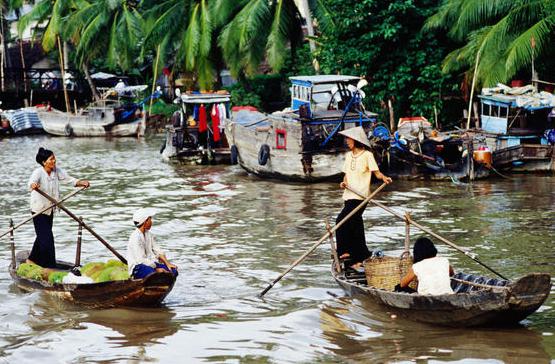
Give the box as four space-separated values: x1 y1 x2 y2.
82 61 100 101
298 0 319 74
388 98 395 132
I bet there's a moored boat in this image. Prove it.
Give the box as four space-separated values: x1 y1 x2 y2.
474 84 555 173
333 263 551 327
226 75 378 182
161 90 232 164
36 85 149 137
10 252 176 307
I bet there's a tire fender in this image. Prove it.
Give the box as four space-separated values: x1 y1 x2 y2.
230 145 239 165
258 144 270 166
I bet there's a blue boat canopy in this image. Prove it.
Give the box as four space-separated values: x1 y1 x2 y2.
289 75 361 87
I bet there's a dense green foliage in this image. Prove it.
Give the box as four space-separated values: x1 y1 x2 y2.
315 0 459 124
425 0 555 88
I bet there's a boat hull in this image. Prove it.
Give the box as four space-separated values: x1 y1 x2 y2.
38 109 145 137
493 144 555 172
10 264 175 308
226 112 345 182
333 266 551 327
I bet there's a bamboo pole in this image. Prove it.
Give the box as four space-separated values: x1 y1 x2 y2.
148 44 161 117
466 48 481 130
0 188 85 240
9 219 15 269
75 217 83 267
34 188 127 264
326 219 341 273
259 183 388 297
57 36 71 113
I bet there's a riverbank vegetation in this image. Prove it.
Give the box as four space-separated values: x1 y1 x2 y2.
2 0 553 126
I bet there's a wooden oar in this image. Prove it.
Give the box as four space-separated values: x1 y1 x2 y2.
344 185 508 280
34 187 127 264
258 182 388 297
0 187 85 240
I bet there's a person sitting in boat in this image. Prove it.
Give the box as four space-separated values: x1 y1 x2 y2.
336 126 392 269
398 237 454 295
27 147 90 268
127 208 178 279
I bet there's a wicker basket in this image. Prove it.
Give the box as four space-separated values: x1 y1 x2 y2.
363 252 414 291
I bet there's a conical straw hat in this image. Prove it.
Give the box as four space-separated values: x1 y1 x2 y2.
339 126 370 147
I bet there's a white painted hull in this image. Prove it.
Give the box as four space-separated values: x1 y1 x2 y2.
37 109 145 137
226 112 345 182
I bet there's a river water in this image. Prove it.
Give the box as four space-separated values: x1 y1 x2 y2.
0 135 553 363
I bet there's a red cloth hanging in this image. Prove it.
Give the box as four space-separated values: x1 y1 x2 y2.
198 104 207 133
211 104 220 142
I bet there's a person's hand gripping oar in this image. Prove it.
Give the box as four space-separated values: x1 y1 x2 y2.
258 182 390 298
34 187 127 264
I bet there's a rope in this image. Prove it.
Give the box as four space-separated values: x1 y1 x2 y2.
488 165 513 179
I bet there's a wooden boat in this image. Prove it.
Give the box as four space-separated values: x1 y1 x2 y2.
374 117 490 181
161 91 232 164
333 264 551 327
226 75 378 182
475 84 555 173
36 86 148 137
9 252 176 308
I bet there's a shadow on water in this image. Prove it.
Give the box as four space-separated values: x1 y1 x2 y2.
319 298 551 363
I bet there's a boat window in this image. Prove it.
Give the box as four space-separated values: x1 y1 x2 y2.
482 104 490 116
276 128 286 149
500 106 508 118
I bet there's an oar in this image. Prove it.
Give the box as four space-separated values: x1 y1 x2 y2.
0 187 85 240
344 185 508 280
34 187 127 264
259 182 388 297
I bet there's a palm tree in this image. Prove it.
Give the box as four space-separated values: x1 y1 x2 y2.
142 0 215 89
424 0 555 87
216 0 333 77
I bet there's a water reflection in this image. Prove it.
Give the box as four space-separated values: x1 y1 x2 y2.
320 299 551 362
0 135 553 362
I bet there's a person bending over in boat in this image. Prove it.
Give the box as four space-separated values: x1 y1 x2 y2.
127 208 178 279
398 237 454 295
27 147 90 269
336 126 392 269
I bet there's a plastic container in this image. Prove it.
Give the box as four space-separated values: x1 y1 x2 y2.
473 149 492 167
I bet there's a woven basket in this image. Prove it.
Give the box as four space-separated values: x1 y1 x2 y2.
363 252 415 291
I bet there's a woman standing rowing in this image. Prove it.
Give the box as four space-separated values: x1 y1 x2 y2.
27 147 90 268
336 127 392 269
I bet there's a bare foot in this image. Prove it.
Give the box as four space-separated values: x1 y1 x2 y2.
350 262 363 270
339 253 350 259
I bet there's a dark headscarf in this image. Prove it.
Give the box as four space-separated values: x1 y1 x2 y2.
413 237 438 263
36 147 54 166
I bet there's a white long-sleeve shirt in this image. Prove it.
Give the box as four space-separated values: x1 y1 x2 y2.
28 167 78 215
127 228 164 275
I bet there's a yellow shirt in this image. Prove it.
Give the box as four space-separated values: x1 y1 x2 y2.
342 150 379 200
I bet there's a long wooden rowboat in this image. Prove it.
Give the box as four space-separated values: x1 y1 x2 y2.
10 255 176 308
332 265 551 327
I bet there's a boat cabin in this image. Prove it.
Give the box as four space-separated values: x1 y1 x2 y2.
477 84 555 171
162 91 232 164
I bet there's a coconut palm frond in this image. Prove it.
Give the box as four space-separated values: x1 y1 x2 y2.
505 15 555 78
311 0 335 34
143 1 185 51
211 0 248 27
199 0 213 58
219 22 243 77
266 0 292 71
17 0 51 37
423 0 464 32
184 4 201 70
449 0 515 40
